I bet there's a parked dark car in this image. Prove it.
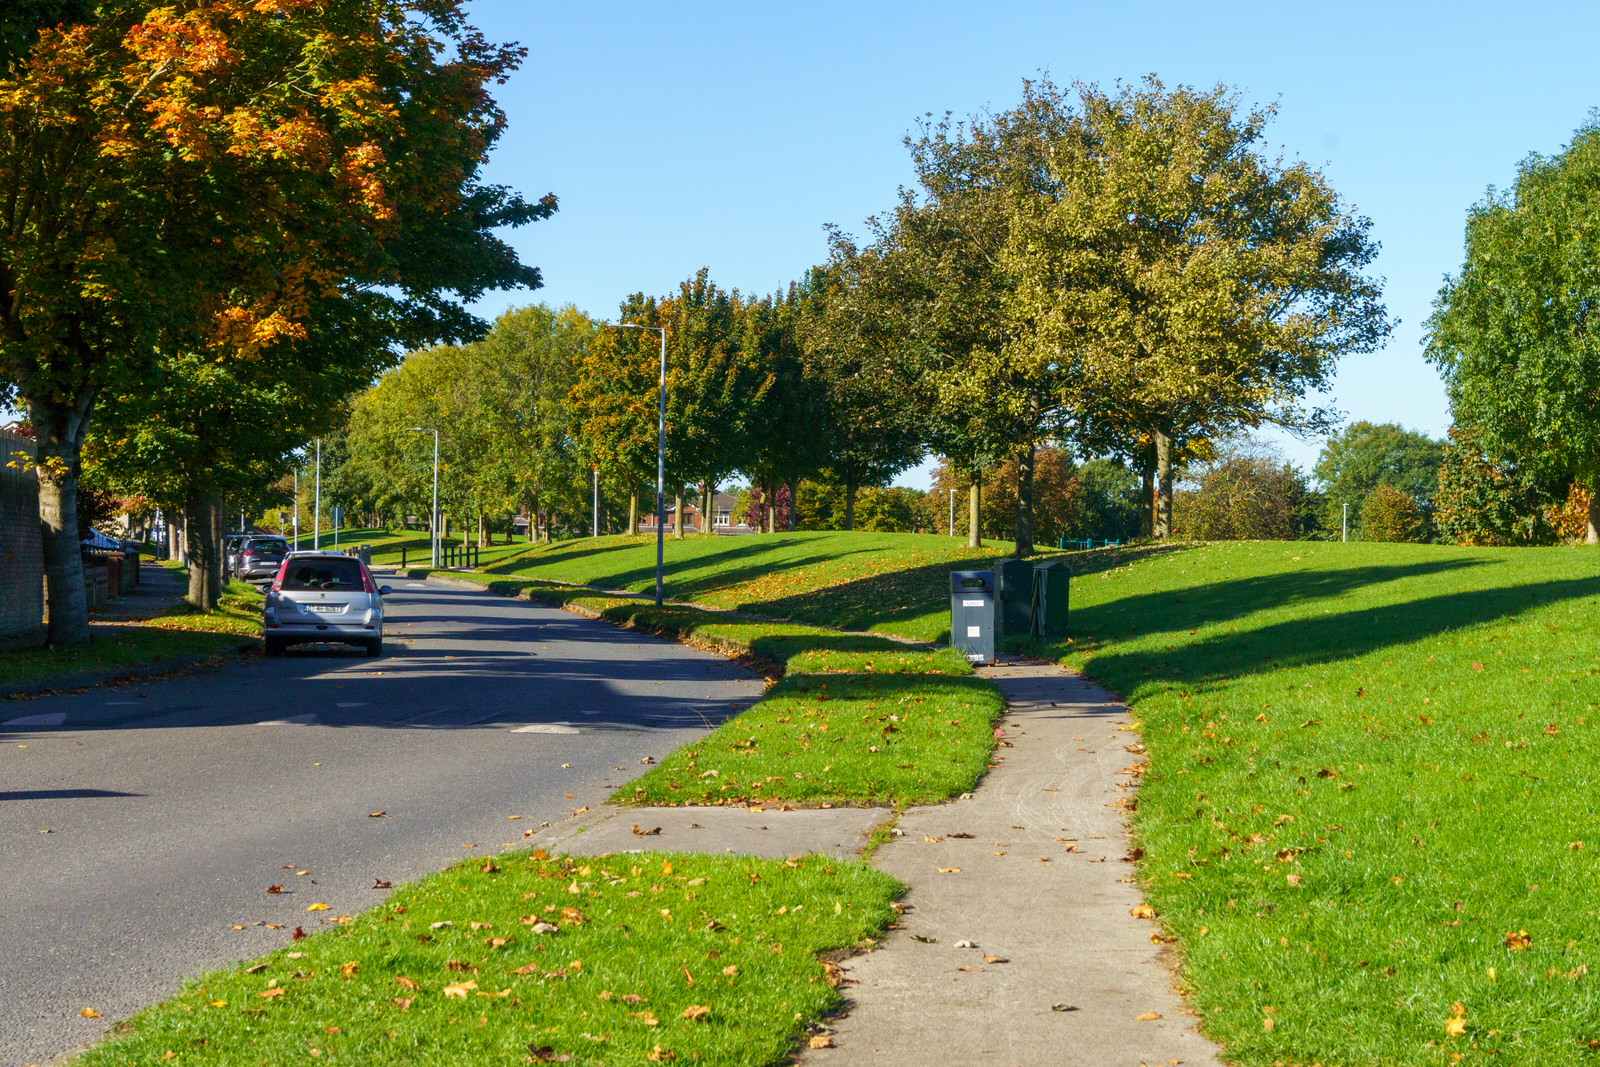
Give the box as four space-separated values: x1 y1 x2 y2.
223 533 249 574
235 536 290 583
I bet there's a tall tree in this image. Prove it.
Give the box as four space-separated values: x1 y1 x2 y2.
1002 77 1390 538
1312 421 1444 536
0 1 551 643
741 281 828 534
1425 119 1600 542
571 298 665 536
798 256 925 531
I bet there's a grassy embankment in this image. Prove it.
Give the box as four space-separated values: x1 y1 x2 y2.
475 532 1600 1062
0 565 264 690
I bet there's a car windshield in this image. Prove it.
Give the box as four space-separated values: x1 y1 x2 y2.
281 558 365 592
245 538 286 551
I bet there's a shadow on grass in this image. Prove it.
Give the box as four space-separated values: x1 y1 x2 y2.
1045 570 1600 696
721 540 1198 641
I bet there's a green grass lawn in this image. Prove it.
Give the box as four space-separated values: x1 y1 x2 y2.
477 531 1016 641
624 662 1001 808
0 574 263 689
75 849 901 1066
465 531 1600 1061
1028 540 1600 1064
298 527 535 570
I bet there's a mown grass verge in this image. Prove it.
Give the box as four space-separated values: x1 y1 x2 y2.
0 576 263 690
74 849 901 1066
1017 539 1600 1064
622 670 1004 808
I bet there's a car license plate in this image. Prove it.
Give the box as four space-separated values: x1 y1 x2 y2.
306 604 343 614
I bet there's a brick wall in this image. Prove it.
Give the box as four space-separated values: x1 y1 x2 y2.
0 430 44 647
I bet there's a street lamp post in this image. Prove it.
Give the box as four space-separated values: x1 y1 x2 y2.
604 323 667 606
593 468 599 538
313 437 322 550
411 427 440 567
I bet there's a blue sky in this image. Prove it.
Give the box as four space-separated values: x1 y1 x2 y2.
463 1 1600 487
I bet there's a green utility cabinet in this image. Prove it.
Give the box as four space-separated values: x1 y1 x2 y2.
995 558 1071 639
1032 560 1070 637
995 558 1034 638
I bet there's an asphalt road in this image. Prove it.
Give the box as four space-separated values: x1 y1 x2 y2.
0 577 764 1067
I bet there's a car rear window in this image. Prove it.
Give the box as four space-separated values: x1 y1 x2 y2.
280 558 365 591
245 539 286 551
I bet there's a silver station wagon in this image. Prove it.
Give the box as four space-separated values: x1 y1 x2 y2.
262 552 391 657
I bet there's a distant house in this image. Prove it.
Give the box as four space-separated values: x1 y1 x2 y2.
641 492 752 534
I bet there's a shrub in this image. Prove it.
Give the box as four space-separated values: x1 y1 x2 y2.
1359 484 1425 542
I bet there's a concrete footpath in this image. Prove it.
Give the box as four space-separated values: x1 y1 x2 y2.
541 659 1225 1067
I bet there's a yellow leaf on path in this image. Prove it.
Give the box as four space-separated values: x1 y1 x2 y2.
937 867 961 874
307 903 329 911
79 1007 101 1018
1136 1010 1162 1020
807 1035 835 1048
442 980 478 998
1130 904 1157 920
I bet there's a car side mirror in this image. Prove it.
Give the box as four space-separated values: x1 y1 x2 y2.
378 586 392 597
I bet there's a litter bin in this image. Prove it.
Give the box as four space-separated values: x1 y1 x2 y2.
949 570 996 664
1032 560 1069 637
995 558 1033 638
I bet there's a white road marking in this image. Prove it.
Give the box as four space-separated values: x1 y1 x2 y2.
580 709 602 716
335 702 368 708
404 583 426 588
256 713 318 726
511 724 582 734
3 713 66 727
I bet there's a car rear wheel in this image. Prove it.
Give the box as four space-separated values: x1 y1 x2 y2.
364 638 382 658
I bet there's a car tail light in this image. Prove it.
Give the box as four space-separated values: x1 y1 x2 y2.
270 559 288 592
360 563 377 595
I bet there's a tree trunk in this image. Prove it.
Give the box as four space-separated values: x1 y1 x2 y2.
628 487 640 536
478 510 487 548
185 488 224 610
968 476 982 549
844 476 857 531
1153 428 1174 539
544 508 555 543
765 483 775 534
1015 442 1036 557
1588 487 1600 544
27 392 95 645
786 483 796 531
703 481 715 536
673 492 684 540
1140 461 1154 539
